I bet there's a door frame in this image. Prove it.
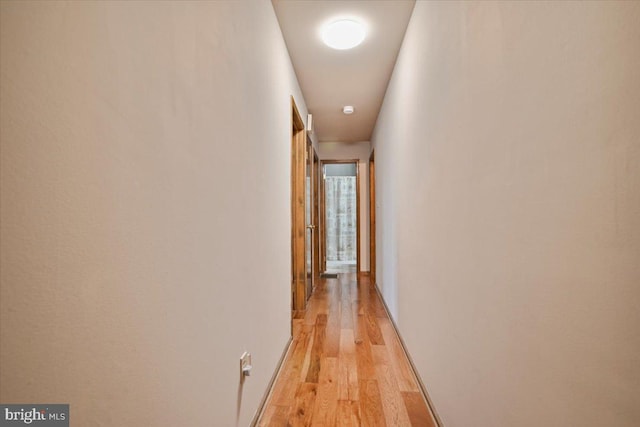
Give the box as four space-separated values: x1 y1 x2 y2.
291 97 307 313
369 151 376 284
320 159 361 273
304 135 315 299
312 148 320 286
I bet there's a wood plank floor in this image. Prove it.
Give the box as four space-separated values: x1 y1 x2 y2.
259 273 436 427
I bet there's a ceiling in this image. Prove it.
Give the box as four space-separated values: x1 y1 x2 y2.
272 0 415 143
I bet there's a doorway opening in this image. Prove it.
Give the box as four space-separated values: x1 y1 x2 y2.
320 160 360 275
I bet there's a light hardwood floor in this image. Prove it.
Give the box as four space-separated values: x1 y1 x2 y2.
258 273 436 426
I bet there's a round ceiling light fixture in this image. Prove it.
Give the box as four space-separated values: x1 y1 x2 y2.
343 106 355 115
322 19 366 50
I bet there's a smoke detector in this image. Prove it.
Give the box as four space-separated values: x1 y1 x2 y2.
343 106 355 115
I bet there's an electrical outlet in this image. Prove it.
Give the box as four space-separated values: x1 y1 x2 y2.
240 352 252 378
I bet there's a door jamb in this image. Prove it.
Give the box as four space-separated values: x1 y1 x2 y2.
312 149 320 287
369 151 376 284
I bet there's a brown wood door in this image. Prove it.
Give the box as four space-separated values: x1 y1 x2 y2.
291 97 307 313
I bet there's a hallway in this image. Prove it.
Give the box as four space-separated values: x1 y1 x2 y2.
1 1 639 426
259 274 435 426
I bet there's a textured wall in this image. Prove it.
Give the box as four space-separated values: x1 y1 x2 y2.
0 1 309 425
372 2 640 426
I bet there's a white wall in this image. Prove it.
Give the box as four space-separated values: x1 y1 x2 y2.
318 141 371 272
0 1 310 425
372 2 640 427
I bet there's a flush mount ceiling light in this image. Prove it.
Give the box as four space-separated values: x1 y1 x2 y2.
322 19 366 50
343 106 355 115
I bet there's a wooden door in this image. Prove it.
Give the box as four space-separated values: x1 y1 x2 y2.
291 97 307 313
